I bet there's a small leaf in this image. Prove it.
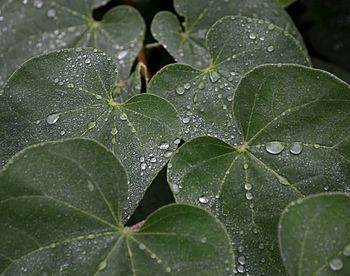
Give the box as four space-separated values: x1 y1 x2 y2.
0 139 235 275
167 64 350 274
279 193 350 275
149 16 310 143
151 0 306 67
0 1 145 87
0 48 182 220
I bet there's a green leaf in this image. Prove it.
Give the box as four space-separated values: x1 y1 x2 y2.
278 0 297 8
0 138 235 275
149 16 310 143
279 193 350 275
0 48 182 220
0 1 145 87
167 64 350 274
151 0 306 68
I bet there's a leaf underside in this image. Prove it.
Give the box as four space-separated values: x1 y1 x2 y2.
167 64 350 275
0 139 234 275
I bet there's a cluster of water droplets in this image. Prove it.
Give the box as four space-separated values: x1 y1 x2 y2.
264 141 303 156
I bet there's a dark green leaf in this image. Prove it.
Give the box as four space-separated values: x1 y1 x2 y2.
278 0 297 8
149 16 310 143
0 48 182 219
0 138 234 275
279 193 350 276
0 1 145 87
167 64 350 274
151 0 306 68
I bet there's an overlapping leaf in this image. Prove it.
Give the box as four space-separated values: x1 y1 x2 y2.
151 0 306 68
279 193 350 276
0 0 145 87
0 48 182 219
167 65 350 274
149 16 310 144
0 139 234 275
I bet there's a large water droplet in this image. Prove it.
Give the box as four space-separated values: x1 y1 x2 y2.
46 113 60 125
47 9 56 18
290 143 303 155
329 257 343 271
238 256 246 265
119 113 127 121
158 142 169 150
182 117 190 124
267 46 275 52
246 192 253 200
111 128 118 135
199 196 209 204
184 83 191 90
249 33 257 40
139 243 146 250
343 244 350 256
117 50 128 60
265 142 284 154
209 71 220 83
176 87 185 95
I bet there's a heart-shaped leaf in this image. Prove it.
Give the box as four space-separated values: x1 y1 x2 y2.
151 0 306 68
0 1 145 87
167 64 350 274
149 16 310 144
0 138 234 275
279 193 350 276
0 48 182 220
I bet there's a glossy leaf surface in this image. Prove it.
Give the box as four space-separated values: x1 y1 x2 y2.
167 65 350 274
0 139 234 275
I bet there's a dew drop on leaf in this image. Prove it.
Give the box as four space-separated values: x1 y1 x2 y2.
165 267 171 273
265 142 284 154
117 50 128 60
119 113 127 121
158 142 169 150
47 9 56 19
85 58 91 64
46 113 60 125
139 243 146 250
111 127 118 135
238 256 246 265
244 183 252 191
246 192 253 200
290 142 303 155
199 196 209 204
87 121 96 130
201 237 207 243
329 257 343 271
343 245 350 256
249 33 257 40
209 71 220 83
184 83 191 90
182 117 190 124
176 87 185 95
267 45 275 52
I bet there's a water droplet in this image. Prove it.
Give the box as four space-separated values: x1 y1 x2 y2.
150 157 157 163
117 50 128 60
238 256 246 265
184 83 191 90
343 244 350 256
244 183 252 191
85 58 91 64
329 257 343 271
201 237 207 243
314 144 321 149
246 192 253 200
139 243 146 250
67 83 74 89
47 9 56 18
265 142 284 154
46 113 60 125
249 33 256 40
87 180 94 192
173 138 181 145
159 142 169 150
98 260 107 271
87 121 96 130
60 130 66 136
176 87 185 95
119 113 127 121
87 234 95 239
209 71 220 83
172 184 180 194
111 127 118 135
267 46 275 52
199 196 209 204
140 163 147 170
237 265 245 273
243 163 249 170
290 143 303 155
33 0 43 8
182 117 190 124
165 267 171 273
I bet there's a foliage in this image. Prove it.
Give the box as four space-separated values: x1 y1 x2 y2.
0 0 349 275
